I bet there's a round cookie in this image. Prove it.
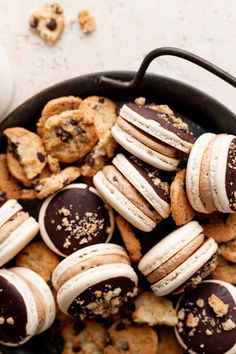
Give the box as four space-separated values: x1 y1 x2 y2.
211 256 236 285
4 127 47 180
202 213 236 243
61 320 107 354
52 243 138 318
0 154 22 204
0 199 39 267
104 320 158 354
39 183 114 257
138 221 219 296
41 110 98 163
37 96 82 136
0 267 56 346
16 241 60 283
175 280 236 354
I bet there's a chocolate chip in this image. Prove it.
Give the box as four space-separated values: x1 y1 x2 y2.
115 322 126 331
51 4 63 14
92 104 98 110
70 118 78 126
77 126 86 135
72 346 81 352
0 191 7 206
30 16 39 29
121 342 130 351
73 321 86 334
56 128 72 142
10 143 19 160
98 97 105 104
113 176 118 182
37 153 45 162
46 18 57 31
106 335 114 345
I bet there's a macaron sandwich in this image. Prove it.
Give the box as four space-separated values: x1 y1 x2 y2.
186 133 236 213
93 153 170 232
111 103 195 170
138 221 219 296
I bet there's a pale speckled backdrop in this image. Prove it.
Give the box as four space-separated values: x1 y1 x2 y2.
0 0 235 116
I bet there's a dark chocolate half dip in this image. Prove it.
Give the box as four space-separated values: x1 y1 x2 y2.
39 183 114 256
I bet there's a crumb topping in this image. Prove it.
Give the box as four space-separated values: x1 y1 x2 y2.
208 294 229 317
135 97 146 106
186 313 199 328
222 319 236 331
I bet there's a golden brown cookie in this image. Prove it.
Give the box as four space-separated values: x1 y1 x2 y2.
79 96 117 177
0 154 22 204
220 238 236 263
61 320 107 354
202 213 236 243
41 110 98 163
35 166 81 199
47 154 61 174
29 3 65 45
104 320 158 354
78 10 96 34
157 326 184 354
5 127 47 180
115 215 142 262
16 241 60 283
170 169 195 226
211 255 236 284
37 96 82 136
131 292 178 326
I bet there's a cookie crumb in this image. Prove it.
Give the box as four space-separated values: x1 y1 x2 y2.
186 313 199 328
208 294 228 317
6 317 14 325
178 308 185 320
196 298 205 308
222 319 236 331
206 329 212 336
0 317 5 325
78 10 96 34
135 97 146 106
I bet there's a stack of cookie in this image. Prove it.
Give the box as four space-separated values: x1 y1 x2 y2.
0 96 235 354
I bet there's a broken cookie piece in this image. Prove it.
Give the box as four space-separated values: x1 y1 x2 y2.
29 3 65 45
78 10 96 34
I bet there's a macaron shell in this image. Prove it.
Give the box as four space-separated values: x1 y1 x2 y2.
175 280 236 354
93 171 156 232
151 238 218 296
0 199 22 228
12 267 56 334
111 124 179 171
210 134 236 213
52 243 130 290
120 104 193 153
0 217 39 267
0 269 38 346
138 221 203 276
113 154 170 219
57 263 138 315
39 183 114 257
186 133 216 213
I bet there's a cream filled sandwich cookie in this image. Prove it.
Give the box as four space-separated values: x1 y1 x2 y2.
52 243 138 319
0 199 39 267
0 267 56 346
138 221 219 296
39 183 114 257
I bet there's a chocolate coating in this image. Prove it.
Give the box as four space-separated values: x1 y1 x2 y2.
225 137 236 211
126 103 194 144
68 276 136 318
44 186 112 256
0 275 27 344
126 155 169 202
176 281 236 354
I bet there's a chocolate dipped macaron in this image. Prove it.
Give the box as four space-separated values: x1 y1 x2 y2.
0 199 39 267
111 103 195 170
175 280 236 354
0 267 56 346
186 133 236 213
39 183 114 257
52 243 138 319
138 221 219 296
93 154 170 232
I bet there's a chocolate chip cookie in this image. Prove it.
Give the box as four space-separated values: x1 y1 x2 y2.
0 154 22 204
41 110 98 163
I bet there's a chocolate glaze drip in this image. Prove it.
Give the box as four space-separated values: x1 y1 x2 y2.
0 275 27 344
126 155 169 202
68 276 136 318
44 186 112 255
125 103 195 143
225 137 236 211
177 281 236 354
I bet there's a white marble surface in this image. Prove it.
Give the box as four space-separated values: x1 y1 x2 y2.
0 0 235 117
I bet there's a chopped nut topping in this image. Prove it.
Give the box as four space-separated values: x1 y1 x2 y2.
196 298 205 308
6 317 14 325
208 294 229 317
222 319 236 331
135 97 146 106
186 313 199 328
206 329 213 336
178 308 185 320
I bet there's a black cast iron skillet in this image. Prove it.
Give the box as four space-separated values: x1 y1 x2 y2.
0 47 236 354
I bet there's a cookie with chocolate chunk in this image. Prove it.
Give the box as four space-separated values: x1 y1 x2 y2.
61 320 106 354
104 320 158 354
41 110 98 163
29 3 65 45
37 96 82 136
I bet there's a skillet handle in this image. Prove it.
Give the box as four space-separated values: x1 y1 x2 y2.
99 47 236 89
